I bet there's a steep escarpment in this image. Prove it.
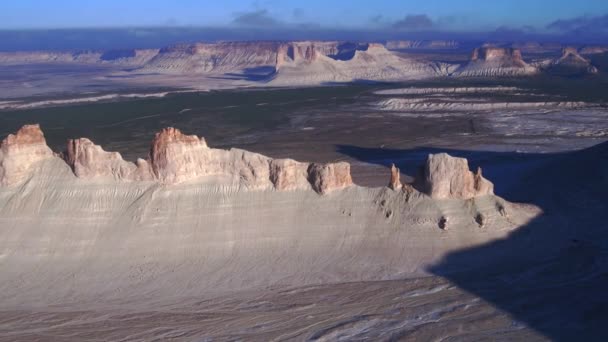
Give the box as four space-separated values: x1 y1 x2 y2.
20 126 350 194
453 47 538 77
140 41 280 74
421 154 493 200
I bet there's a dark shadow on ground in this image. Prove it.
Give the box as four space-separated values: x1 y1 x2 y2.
338 142 608 340
220 66 277 82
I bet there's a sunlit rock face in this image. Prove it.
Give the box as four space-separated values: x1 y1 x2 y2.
388 163 402 190
1 125 503 201
454 47 537 77
269 159 311 191
0 124 54 186
471 47 525 66
307 162 353 195
149 127 211 184
0 125 356 195
66 138 151 181
422 153 494 200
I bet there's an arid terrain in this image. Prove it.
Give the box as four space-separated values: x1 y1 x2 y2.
0 39 607 341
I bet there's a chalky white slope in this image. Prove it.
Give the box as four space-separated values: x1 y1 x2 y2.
0 124 539 310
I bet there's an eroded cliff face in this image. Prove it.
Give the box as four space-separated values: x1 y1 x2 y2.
143 42 281 74
2 125 500 200
307 162 353 195
471 47 525 66
0 124 54 186
0 125 352 194
422 153 494 200
66 138 151 181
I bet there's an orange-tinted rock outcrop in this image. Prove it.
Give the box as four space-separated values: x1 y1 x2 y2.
0 124 54 186
307 162 353 195
454 47 537 77
1 125 354 194
422 153 494 199
2 125 500 199
388 163 402 190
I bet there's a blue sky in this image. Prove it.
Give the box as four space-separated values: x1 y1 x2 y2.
2 0 608 30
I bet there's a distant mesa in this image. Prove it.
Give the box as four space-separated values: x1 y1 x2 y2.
1 125 496 201
453 47 538 77
543 47 599 74
272 41 444 85
146 41 281 74
471 47 526 66
0 40 591 84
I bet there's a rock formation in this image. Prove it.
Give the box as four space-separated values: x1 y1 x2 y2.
1 125 502 200
454 47 538 77
66 138 151 181
149 127 210 183
142 42 280 74
546 47 598 74
0 124 54 186
307 162 353 195
388 163 402 190
0 125 354 194
269 159 310 191
422 153 494 200
273 42 443 85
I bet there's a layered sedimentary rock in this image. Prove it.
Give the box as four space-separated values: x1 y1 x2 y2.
0 124 54 186
422 153 494 199
141 42 280 74
454 47 538 77
273 42 443 85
